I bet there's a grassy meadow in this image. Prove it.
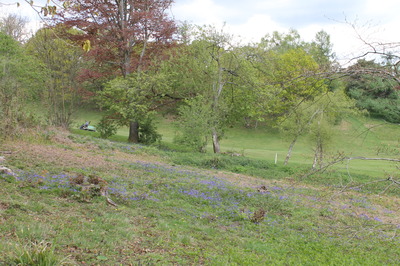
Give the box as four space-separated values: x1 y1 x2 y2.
0 112 399 264
74 109 400 178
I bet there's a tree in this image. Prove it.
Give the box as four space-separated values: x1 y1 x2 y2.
345 59 400 123
97 72 162 143
279 100 322 165
52 0 176 142
174 96 213 152
260 29 304 52
160 25 242 153
25 27 84 128
308 90 357 169
0 32 45 137
198 26 240 153
342 19 400 84
0 14 29 43
244 46 326 123
307 30 336 71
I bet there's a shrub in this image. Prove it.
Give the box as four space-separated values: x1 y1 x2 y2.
138 115 162 145
96 116 119 139
173 96 212 152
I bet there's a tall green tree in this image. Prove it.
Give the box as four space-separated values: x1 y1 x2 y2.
308 30 336 71
97 71 162 144
279 89 358 166
0 32 45 137
260 29 304 52
308 89 358 169
26 27 83 128
160 25 242 153
244 46 326 123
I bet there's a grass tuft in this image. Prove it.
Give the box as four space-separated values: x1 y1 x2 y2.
11 241 70 266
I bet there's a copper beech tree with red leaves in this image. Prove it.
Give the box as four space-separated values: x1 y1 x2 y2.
52 0 176 142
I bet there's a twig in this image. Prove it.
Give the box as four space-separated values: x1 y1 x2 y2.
380 182 394 195
345 156 400 162
106 197 118 207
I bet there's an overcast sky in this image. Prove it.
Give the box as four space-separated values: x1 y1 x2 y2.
1 0 399 64
171 0 400 64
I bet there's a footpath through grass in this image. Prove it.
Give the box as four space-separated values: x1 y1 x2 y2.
0 129 399 264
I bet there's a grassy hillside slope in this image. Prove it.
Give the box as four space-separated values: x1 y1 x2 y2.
0 129 399 264
74 110 400 178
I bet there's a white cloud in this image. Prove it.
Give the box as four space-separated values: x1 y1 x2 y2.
307 23 363 64
226 14 286 43
172 0 231 25
2 0 400 65
0 1 44 38
364 0 399 18
253 0 294 10
171 0 400 64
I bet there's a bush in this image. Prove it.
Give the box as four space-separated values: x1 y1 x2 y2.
173 96 212 152
138 116 162 145
96 117 119 139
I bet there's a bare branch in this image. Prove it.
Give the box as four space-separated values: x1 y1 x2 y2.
345 157 400 162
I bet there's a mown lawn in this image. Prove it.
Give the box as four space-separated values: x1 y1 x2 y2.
0 130 399 264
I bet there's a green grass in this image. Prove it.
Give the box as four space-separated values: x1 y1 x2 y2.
67 108 400 194
0 128 399 264
71 110 400 180
156 115 400 181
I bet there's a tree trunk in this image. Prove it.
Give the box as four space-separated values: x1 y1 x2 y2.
312 149 318 169
212 128 220 154
128 121 139 143
312 141 323 169
319 143 323 168
284 137 298 165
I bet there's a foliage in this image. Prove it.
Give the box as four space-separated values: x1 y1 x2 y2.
138 114 162 145
174 96 213 152
260 29 304 52
53 0 176 77
0 32 45 138
159 25 242 152
279 88 359 166
96 116 119 139
25 27 83 128
97 73 161 144
244 46 326 123
307 30 336 71
345 59 400 123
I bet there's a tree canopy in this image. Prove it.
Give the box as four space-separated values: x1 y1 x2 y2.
0 32 46 137
345 59 400 123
